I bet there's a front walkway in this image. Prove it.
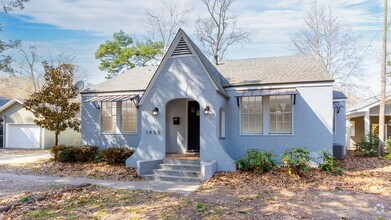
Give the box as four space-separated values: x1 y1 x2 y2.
0 152 52 164
0 173 199 195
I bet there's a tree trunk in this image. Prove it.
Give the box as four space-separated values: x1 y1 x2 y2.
55 131 60 146
379 0 387 157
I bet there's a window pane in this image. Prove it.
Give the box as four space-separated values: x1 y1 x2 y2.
101 102 117 133
241 96 262 134
121 100 137 132
269 95 292 134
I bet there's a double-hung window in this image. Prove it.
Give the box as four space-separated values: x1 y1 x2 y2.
269 95 292 134
121 100 137 133
101 101 138 133
240 96 263 134
101 102 117 133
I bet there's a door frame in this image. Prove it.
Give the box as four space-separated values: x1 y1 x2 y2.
187 100 200 152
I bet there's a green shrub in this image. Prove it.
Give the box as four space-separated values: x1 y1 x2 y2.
318 150 343 175
237 149 277 174
100 147 134 165
51 145 99 163
355 133 378 156
75 146 99 162
385 136 391 153
282 147 312 176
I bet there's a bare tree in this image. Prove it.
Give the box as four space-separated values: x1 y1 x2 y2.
144 0 191 52
196 0 250 62
47 49 89 82
9 43 89 96
292 1 365 94
15 42 44 92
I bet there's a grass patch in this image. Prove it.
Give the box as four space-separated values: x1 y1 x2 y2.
26 209 60 219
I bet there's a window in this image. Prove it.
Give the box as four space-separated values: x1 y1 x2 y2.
101 101 138 133
121 100 137 133
220 108 226 138
101 102 117 133
333 108 337 134
240 96 262 134
350 121 355 137
269 95 292 134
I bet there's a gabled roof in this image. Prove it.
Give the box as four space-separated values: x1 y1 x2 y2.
0 99 25 114
346 93 391 114
82 31 334 94
182 31 230 95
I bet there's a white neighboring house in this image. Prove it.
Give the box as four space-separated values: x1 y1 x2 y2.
0 99 81 149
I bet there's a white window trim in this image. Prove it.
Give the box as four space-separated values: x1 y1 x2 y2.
120 100 138 134
239 96 263 135
239 95 294 136
219 108 226 139
333 108 337 134
267 95 295 136
100 101 138 135
350 121 355 137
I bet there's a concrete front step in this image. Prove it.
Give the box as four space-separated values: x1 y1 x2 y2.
153 169 202 178
143 174 202 183
163 159 201 165
159 163 201 172
142 159 203 183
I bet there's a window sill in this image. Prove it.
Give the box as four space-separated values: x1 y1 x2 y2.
239 133 294 137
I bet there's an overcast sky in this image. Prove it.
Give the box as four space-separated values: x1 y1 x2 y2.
0 0 386 93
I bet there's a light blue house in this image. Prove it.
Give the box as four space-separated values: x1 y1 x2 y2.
81 29 346 181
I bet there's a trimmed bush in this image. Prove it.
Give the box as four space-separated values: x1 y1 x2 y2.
100 147 134 165
355 133 378 157
385 136 391 153
237 149 277 174
51 145 99 163
282 147 312 176
318 150 343 175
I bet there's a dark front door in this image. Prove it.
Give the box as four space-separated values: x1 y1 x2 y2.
187 101 200 152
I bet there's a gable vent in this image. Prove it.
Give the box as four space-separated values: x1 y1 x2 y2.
171 37 192 57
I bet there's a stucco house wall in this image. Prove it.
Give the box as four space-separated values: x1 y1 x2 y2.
225 85 333 160
81 95 141 148
125 55 235 171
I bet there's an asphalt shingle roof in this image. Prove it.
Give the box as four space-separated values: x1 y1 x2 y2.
83 54 334 94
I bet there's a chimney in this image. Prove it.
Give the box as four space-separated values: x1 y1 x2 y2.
214 55 219 65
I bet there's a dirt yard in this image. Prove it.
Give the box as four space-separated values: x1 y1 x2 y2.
1 151 390 219
0 160 141 182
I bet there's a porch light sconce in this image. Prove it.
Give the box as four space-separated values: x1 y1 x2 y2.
152 107 159 116
204 105 212 115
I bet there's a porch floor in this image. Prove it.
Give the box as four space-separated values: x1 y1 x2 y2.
165 153 200 160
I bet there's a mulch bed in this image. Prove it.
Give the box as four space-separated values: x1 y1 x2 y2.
201 151 391 196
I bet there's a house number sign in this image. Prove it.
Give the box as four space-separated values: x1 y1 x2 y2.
145 130 160 135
